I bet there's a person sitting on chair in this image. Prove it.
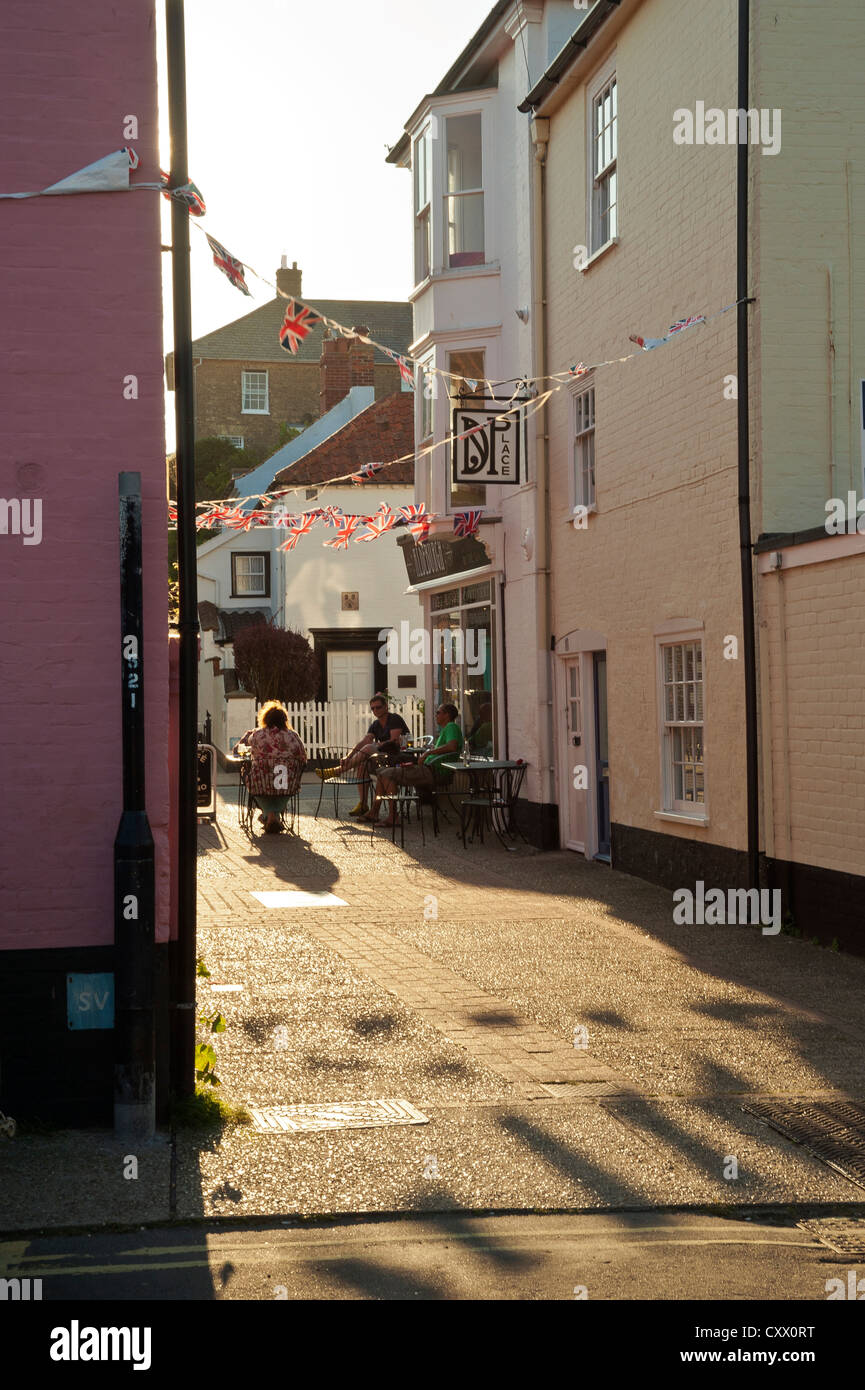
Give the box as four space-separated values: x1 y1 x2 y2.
467 701 493 754
316 693 409 817
365 704 463 828
236 701 306 834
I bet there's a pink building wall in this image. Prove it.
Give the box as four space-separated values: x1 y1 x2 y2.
0 1 169 952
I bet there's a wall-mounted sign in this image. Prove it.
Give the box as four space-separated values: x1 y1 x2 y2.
452 403 525 486
67 973 115 1030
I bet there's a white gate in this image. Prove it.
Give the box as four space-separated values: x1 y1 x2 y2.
279 698 425 760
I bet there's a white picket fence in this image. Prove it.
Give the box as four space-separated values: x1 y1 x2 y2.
281 698 426 761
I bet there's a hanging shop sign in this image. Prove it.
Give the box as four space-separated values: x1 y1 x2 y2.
451 402 525 486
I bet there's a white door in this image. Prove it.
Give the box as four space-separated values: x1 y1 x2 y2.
327 650 374 701
561 657 588 852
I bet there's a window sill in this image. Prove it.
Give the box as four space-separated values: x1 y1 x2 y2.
410 262 500 299
580 238 619 273
241 409 270 416
653 809 709 828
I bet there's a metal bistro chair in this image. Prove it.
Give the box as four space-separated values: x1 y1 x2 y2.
459 762 528 850
372 781 427 849
238 757 304 840
314 745 376 821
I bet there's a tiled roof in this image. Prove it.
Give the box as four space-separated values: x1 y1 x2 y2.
216 608 270 643
269 393 415 487
188 297 413 365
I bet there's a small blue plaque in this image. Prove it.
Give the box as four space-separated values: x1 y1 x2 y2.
67 973 115 1030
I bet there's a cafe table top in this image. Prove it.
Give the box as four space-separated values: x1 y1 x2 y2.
440 759 523 771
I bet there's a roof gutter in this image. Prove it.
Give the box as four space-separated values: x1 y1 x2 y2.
517 0 622 114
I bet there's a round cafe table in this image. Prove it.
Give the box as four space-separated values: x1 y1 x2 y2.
441 758 525 848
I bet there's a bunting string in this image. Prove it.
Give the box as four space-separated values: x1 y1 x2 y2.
0 146 750 546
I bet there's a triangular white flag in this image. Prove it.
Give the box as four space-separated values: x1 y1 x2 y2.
0 148 160 200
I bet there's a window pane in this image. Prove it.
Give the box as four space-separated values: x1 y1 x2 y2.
445 192 485 267
446 114 482 191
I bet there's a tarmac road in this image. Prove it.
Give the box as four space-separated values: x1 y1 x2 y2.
1 1210 858 1301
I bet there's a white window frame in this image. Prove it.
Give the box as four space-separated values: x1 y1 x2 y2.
241 370 269 415
587 61 618 256
219 435 245 449
656 634 707 818
413 126 432 285
443 111 485 270
571 379 596 512
418 353 436 442
231 552 268 598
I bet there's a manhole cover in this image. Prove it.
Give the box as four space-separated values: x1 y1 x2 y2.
742 1099 865 1191
798 1219 865 1257
247 1099 429 1134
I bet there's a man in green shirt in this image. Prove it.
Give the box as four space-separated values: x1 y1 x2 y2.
365 703 463 827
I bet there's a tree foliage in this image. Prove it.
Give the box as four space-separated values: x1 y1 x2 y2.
233 623 320 705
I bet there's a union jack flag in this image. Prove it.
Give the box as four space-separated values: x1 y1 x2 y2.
168 504 177 525
349 461 385 484
206 234 251 296
399 504 432 541
398 503 426 526
159 169 206 216
279 298 321 355
320 505 344 529
568 362 588 377
357 505 396 541
453 510 482 539
630 314 706 352
277 511 317 551
668 315 706 336
381 346 416 389
323 516 360 550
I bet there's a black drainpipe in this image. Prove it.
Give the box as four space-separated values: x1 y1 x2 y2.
737 0 759 891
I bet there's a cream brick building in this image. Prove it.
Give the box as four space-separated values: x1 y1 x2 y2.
522 0 864 947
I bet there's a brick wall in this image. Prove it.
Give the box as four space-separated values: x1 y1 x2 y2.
194 358 402 457
754 0 865 534
759 547 865 878
544 0 745 853
0 0 168 949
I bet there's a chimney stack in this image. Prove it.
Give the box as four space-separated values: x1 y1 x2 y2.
319 327 375 415
276 256 302 298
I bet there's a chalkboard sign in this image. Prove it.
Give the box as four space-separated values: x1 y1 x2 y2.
197 743 216 819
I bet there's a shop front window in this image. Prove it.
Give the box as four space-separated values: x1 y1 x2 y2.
430 581 496 753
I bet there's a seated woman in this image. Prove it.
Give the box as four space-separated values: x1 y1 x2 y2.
236 701 307 834
365 703 463 828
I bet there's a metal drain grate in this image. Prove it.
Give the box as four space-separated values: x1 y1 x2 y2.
247 1099 429 1134
742 1099 865 1192
798 1219 865 1257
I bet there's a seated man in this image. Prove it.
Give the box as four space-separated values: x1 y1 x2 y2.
316 692 410 816
365 703 463 828
467 701 493 754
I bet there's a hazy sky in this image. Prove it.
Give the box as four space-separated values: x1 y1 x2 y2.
158 0 496 448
